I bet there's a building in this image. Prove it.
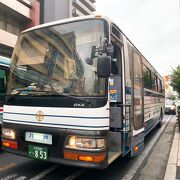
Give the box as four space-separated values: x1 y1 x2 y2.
40 0 96 24
0 0 40 58
0 0 96 58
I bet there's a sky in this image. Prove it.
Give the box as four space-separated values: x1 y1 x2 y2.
96 0 180 76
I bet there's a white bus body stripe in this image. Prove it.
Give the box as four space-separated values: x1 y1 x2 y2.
3 105 109 130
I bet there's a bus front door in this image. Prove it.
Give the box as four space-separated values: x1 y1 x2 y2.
131 50 144 156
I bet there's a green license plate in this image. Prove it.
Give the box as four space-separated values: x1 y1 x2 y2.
28 145 48 161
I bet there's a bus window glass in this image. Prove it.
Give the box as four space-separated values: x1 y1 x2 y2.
133 51 143 130
151 73 157 91
143 66 151 89
10 20 108 97
155 75 158 92
0 69 7 106
158 78 162 93
111 44 121 75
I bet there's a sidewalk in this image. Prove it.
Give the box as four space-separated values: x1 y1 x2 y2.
164 115 180 180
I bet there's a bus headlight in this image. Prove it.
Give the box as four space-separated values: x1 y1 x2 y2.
2 128 16 140
65 136 105 150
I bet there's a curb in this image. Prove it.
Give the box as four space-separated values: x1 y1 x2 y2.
164 118 179 180
122 115 173 180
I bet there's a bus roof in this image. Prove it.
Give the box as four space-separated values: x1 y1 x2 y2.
0 56 11 67
22 15 111 34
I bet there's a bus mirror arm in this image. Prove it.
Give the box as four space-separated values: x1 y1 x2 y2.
85 46 103 65
85 39 114 66
85 46 99 65
106 45 114 56
102 38 114 55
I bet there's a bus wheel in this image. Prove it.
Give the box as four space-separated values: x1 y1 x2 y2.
157 111 163 128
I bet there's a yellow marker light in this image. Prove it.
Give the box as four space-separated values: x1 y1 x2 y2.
95 15 102 19
78 156 93 162
64 151 106 163
133 146 139 152
2 140 18 149
64 151 78 161
2 141 10 147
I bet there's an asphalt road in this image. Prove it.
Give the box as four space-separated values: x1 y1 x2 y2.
0 115 173 180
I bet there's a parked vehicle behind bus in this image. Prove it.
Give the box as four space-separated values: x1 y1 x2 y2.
1 15 165 169
165 99 176 115
0 56 10 146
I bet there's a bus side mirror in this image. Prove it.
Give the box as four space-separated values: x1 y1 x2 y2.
97 54 111 78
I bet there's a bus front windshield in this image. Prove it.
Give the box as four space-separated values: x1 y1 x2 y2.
8 19 108 97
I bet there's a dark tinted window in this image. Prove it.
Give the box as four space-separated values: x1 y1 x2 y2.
158 78 162 93
143 65 151 89
0 68 8 106
152 73 158 91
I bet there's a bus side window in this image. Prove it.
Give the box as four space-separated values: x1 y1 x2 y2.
152 73 158 92
0 78 5 92
0 69 6 92
157 78 162 93
143 65 152 89
111 58 118 75
0 69 7 106
111 44 121 75
133 51 143 130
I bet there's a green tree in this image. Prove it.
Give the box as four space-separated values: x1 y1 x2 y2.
170 65 180 98
167 94 176 100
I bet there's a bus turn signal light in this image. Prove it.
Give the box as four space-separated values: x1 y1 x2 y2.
78 156 93 162
2 140 18 149
133 145 139 152
64 151 105 163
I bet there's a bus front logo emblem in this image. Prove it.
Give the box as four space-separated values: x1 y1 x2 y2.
36 111 44 122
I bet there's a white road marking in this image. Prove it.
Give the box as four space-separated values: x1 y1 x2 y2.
0 163 16 172
14 176 27 180
0 174 18 180
29 164 59 180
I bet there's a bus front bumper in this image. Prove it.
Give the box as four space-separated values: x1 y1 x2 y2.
1 123 108 169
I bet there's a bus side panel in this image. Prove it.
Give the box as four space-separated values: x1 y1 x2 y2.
122 37 133 155
127 41 145 157
144 90 164 135
130 132 144 157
